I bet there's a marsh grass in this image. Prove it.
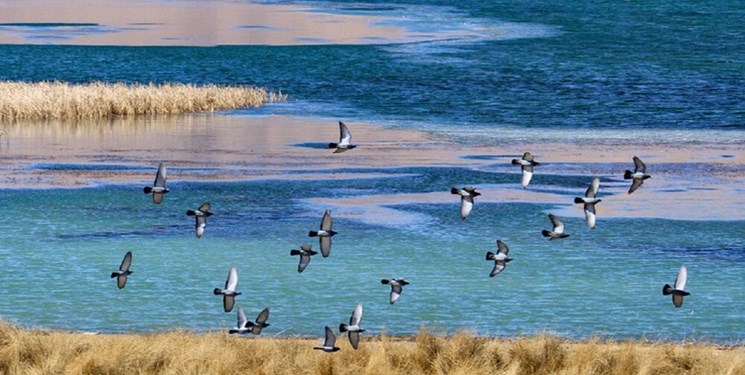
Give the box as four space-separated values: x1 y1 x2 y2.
0 81 286 121
0 324 742 375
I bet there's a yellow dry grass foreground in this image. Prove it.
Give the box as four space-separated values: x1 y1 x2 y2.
0 81 286 121
0 323 742 375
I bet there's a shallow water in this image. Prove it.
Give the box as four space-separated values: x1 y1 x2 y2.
0 0 743 343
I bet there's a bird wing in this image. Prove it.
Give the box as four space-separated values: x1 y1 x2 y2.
198 202 211 213
255 308 270 325
320 210 333 231
224 295 235 313
324 326 337 346
633 156 646 173
460 196 474 219
490 262 505 277
496 240 509 255
549 214 565 233
300 244 312 251
675 265 687 290
350 303 363 326
154 163 166 187
320 237 332 257
338 121 352 146
584 205 597 229
237 306 248 328
152 192 164 204
390 284 402 304
521 169 533 188
117 275 128 289
349 331 360 350
225 267 238 291
672 294 685 308
298 254 311 272
120 251 132 272
522 152 534 162
628 178 644 194
586 177 600 198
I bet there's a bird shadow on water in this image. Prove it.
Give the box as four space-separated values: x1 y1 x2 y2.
292 142 330 149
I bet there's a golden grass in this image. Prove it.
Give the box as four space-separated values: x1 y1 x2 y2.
0 81 286 121
0 324 742 375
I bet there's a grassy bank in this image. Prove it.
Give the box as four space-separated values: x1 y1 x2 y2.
0 81 286 121
0 324 742 375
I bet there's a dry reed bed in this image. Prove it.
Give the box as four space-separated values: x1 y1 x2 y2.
0 324 742 375
0 81 286 121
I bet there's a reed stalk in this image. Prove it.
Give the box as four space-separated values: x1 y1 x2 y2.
0 81 286 121
0 323 742 375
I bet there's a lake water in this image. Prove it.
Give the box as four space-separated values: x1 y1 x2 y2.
0 0 743 343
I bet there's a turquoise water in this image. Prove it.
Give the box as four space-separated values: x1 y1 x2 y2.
0 0 743 342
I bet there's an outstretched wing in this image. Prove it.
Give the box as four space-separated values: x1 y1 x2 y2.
236 306 248 328
549 214 565 234
520 168 533 188
198 202 211 213
628 178 644 194
120 251 132 272
324 326 337 346
255 308 270 325
154 163 167 187
633 156 646 174
586 177 600 198
320 210 333 231
298 254 311 273
496 240 509 255
349 303 363 326
675 265 687 290
460 196 474 220
225 267 238 291
338 122 353 146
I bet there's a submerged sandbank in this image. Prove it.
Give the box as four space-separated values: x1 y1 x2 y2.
0 114 742 222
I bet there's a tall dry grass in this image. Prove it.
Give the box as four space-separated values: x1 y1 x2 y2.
0 323 742 375
0 81 286 121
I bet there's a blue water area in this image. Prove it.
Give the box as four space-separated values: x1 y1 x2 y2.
0 172 742 342
0 0 743 342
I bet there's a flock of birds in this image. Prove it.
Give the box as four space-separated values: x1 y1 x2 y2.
112 121 689 352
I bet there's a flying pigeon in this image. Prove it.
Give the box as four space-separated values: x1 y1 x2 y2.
381 278 409 304
485 240 513 277
213 267 241 312
110 251 132 289
663 265 690 308
574 177 602 229
328 121 356 153
542 213 570 240
143 162 170 204
339 303 365 350
290 244 318 273
450 187 481 220
186 203 213 238
624 156 651 194
229 306 270 335
511 152 540 189
308 210 337 257
313 326 341 352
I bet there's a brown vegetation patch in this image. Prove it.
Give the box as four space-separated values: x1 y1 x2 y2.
0 81 286 121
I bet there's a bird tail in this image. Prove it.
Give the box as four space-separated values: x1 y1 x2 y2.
485 252 495 261
308 231 319 237
662 284 673 295
213 288 223 295
381 279 390 285
623 170 634 179
143 186 152 194
574 197 585 204
511 159 520 165
228 329 240 334
541 230 552 237
450 188 460 195
339 323 348 333
290 249 301 256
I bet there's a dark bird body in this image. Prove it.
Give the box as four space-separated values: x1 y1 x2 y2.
542 213 570 240
381 278 409 304
451 187 481 220
328 121 357 153
186 203 213 238
663 265 690 308
110 251 132 289
313 326 341 352
574 177 602 229
214 267 241 312
308 210 337 257
339 303 365 349
486 240 513 277
624 156 651 194
511 152 540 189
290 244 318 273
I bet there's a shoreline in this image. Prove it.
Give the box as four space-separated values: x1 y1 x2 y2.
0 113 742 221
